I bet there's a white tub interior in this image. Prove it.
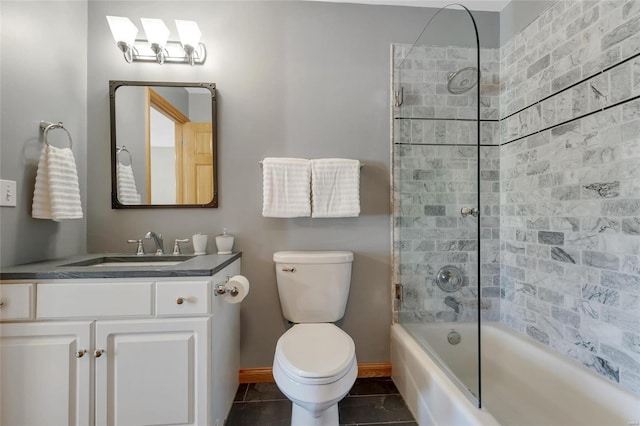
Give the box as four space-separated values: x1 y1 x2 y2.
392 323 640 426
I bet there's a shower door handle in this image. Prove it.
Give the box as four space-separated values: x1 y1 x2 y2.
460 207 478 218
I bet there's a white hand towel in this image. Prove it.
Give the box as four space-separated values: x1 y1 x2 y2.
311 159 360 218
32 145 83 221
117 163 141 205
262 157 311 218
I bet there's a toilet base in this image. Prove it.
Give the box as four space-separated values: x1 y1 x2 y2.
291 402 338 426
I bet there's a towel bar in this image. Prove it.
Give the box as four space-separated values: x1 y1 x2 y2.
259 160 364 168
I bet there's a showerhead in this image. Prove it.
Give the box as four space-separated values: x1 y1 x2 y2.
447 66 478 94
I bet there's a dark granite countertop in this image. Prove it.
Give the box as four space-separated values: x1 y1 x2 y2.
0 252 242 280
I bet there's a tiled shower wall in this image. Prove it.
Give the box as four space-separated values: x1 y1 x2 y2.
392 44 501 323
392 0 640 396
499 0 640 395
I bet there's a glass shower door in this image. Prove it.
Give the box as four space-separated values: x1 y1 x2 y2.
392 4 487 406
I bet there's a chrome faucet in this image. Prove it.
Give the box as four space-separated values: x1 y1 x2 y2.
145 231 164 255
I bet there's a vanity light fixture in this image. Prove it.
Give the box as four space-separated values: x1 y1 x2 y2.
140 18 170 64
106 16 206 65
175 20 203 66
106 16 139 63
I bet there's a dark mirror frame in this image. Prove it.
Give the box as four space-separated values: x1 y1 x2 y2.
109 80 218 209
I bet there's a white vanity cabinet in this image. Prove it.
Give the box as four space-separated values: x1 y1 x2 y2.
0 258 240 426
0 321 92 426
94 317 210 426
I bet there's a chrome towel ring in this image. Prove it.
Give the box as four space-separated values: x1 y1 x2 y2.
116 145 133 165
39 121 73 149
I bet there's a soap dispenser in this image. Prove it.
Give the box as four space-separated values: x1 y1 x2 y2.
215 228 235 254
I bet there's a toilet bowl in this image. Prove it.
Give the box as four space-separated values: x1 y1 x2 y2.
271 251 356 426
273 323 357 426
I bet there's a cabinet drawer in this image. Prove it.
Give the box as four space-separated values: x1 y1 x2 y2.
156 281 210 316
0 284 33 320
37 282 153 318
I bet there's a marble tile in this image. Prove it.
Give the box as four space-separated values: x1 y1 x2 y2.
623 331 640 355
601 271 640 295
623 0 640 20
602 306 640 333
582 181 621 198
526 324 550 344
346 422 418 426
244 382 287 402
348 378 399 396
226 400 291 426
601 15 640 52
551 247 577 264
538 231 565 245
601 344 640 374
395 2 640 394
582 284 620 306
234 384 249 402
610 62 632 103
602 199 640 215
582 250 620 270
584 355 620 382
338 395 415 425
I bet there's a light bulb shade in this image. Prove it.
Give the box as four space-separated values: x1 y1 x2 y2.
106 16 138 46
175 20 201 48
141 18 170 48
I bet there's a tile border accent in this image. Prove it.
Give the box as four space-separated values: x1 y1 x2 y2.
502 51 640 123
395 118 500 123
502 92 640 146
394 143 499 147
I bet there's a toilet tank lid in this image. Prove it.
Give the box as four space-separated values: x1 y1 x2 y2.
273 251 353 264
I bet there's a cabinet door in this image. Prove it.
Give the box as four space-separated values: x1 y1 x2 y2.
95 318 210 426
0 321 92 426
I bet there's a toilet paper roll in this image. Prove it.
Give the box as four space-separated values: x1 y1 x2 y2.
225 275 250 304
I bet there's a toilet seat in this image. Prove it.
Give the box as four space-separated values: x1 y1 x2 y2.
275 323 356 385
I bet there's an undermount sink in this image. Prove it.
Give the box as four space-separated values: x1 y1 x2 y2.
60 255 194 268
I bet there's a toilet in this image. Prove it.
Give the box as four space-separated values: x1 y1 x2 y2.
272 251 357 426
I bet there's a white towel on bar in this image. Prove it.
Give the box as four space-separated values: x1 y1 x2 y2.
311 158 360 218
262 157 311 218
32 145 83 221
117 163 141 205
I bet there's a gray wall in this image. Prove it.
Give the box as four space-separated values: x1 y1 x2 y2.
87 1 498 367
0 1 87 268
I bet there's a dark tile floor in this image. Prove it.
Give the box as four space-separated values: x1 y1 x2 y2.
226 377 417 426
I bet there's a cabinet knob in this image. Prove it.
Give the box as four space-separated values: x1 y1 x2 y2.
0 299 4 308
75 349 87 358
94 349 105 358
176 297 185 305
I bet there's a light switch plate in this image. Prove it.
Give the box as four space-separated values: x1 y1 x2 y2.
0 179 17 207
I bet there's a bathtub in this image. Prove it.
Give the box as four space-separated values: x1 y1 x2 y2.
391 323 640 426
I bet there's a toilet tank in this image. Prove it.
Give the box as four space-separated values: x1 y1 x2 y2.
273 251 353 323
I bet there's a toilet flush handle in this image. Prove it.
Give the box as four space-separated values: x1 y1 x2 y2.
282 267 296 273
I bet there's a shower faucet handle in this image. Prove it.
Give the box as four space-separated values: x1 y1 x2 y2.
460 207 479 218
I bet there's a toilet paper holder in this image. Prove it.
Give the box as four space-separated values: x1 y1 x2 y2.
214 277 239 297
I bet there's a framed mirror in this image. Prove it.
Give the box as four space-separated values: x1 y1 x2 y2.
109 81 217 208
